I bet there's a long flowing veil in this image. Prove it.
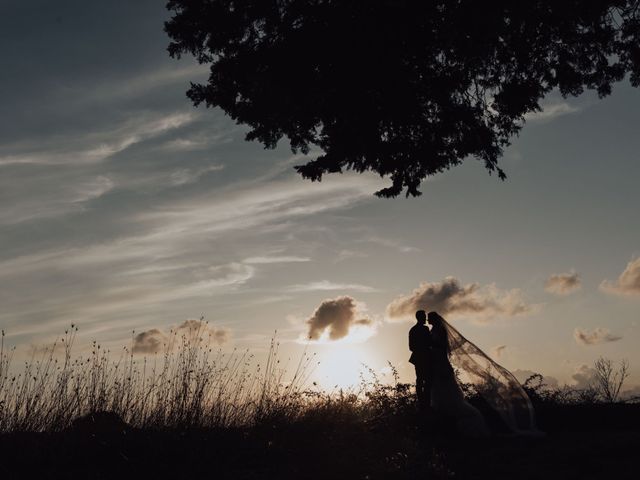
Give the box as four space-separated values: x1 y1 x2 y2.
439 316 540 434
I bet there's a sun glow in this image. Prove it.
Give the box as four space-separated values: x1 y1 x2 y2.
313 343 373 390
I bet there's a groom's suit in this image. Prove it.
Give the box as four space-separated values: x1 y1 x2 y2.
409 323 433 407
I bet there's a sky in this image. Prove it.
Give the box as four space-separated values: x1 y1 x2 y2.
1 0 639 391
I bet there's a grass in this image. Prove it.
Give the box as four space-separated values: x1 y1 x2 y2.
0 325 324 432
0 325 420 433
0 326 639 479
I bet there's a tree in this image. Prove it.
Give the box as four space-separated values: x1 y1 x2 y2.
165 1 640 197
593 356 629 403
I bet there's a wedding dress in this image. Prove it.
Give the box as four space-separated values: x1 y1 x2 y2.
430 322 490 437
429 314 540 436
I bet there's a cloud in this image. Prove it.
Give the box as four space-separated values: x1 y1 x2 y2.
306 296 374 341
286 281 377 293
511 369 559 388
133 320 230 354
0 112 195 167
571 364 597 389
600 257 640 296
0 1 396 348
573 327 622 346
132 328 168 354
213 329 231 344
0 171 382 340
206 263 255 288
386 277 534 323
0 173 116 225
525 101 580 123
0 111 202 227
544 271 581 295
366 236 421 253
491 345 507 359
176 319 231 345
243 256 311 264
27 340 69 357
621 385 640 401
335 250 369 262
137 173 383 240
88 64 209 107
168 165 224 186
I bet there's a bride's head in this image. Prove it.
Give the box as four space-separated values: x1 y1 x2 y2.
427 311 444 326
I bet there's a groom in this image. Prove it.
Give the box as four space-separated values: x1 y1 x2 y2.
408 310 433 408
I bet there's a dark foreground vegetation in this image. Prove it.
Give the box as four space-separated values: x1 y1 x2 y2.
1 327 639 479
1 395 639 479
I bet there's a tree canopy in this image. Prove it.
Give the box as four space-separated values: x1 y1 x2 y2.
165 1 640 197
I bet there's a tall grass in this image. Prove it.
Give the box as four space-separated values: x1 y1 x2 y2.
0 325 321 432
1 325 636 434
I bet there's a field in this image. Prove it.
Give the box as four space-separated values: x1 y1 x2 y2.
1 403 639 479
1 327 639 479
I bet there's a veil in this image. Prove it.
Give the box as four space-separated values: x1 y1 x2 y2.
437 315 539 434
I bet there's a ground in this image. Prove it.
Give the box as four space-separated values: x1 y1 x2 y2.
1 404 639 479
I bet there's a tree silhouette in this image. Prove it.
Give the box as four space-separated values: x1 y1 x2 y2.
165 1 640 197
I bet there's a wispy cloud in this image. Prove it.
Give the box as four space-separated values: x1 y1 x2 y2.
136 174 383 242
0 173 116 225
0 111 202 226
168 165 225 186
334 250 369 262
285 280 377 293
0 169 382 340
89 64 209 106
366 236 421 253
0 112 195 166
574 327 622 346
0 4 394 349
525 100 581 123
244 256 311 264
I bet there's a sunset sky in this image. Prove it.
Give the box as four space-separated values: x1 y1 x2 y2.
1 1 639 392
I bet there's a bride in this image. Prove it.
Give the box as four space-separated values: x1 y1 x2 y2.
425 311 540 437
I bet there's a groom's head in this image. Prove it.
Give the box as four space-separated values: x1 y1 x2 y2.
415 310 427 325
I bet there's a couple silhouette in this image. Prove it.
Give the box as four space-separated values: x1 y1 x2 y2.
408 310 440 408
408 310 540 437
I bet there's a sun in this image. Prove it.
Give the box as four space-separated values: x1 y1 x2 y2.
313 343 372 391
